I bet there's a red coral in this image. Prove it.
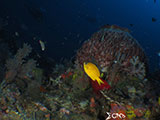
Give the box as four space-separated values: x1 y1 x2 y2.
90 78 111 93
61 72 73 79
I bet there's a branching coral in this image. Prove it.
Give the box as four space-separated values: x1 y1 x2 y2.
123 56 146 79
5 43 36 83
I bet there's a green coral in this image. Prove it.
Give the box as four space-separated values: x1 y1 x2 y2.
144 110 151 120
126 110 136 120
126 106 136 120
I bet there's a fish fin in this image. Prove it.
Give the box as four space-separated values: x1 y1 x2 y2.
100 73 104 78
97 77 104 85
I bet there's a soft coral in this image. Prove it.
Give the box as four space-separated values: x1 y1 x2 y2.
90 78 111 94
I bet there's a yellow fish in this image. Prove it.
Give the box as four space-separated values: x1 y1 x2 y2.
83 62 104 85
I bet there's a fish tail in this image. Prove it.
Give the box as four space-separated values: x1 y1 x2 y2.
96 77 104 85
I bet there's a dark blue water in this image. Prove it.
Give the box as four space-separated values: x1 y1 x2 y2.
0 0 160 71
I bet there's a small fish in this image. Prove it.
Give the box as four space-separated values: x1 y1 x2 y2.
84 62 104 85
158 52 160 69
15 32 19 36
39 40 45 51
129 24 134 27
21 24 28 31
152 17 157 22
154 0 156 3
158 52 160 56
83 62 111 92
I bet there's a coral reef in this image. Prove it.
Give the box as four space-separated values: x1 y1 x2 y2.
0 66 99 119
0 25 159 120
1 43 44 101
76 25 147 87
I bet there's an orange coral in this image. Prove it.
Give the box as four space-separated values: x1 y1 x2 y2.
90 97 96 108
61 72 73 79
133 108 145 117
39 86 47 92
